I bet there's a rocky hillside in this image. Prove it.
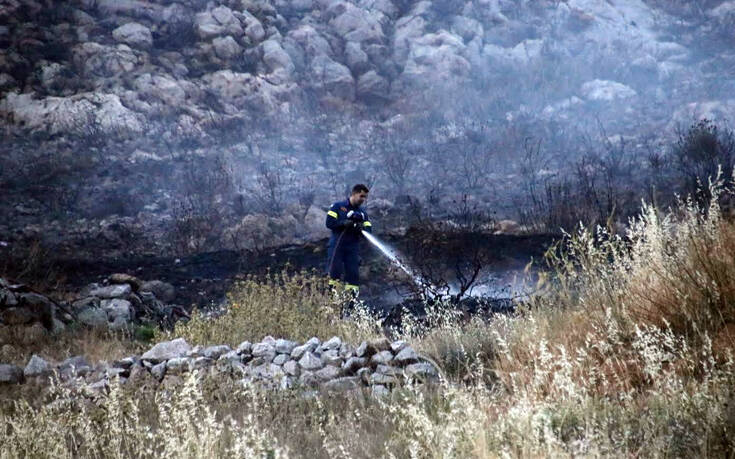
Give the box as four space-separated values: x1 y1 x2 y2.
2 0 733 133
1 0 734 261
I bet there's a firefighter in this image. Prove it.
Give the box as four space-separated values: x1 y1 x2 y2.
325 184 372 298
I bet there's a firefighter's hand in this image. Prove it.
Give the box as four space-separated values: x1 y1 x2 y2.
347 210 364 221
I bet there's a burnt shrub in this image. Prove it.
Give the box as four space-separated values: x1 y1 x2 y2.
673 119 735 203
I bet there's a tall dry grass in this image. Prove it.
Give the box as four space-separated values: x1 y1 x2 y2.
160 271 381 346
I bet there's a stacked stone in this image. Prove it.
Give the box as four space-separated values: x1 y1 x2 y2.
0 336 441 396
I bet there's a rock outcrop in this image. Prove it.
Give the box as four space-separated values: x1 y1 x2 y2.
0 274 187 344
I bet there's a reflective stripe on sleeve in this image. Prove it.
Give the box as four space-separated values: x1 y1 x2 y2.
363 221 372 227
327 210 338 218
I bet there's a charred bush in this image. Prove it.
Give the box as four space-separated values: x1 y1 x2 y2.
673 119 735 203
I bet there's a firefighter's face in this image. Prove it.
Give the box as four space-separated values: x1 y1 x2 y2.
350 191 368 207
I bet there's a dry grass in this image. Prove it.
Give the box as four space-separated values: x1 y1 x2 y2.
2 178 735 457
0 326 144 367
160 270 382 346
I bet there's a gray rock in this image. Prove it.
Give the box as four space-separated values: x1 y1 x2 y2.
112 22 153 49
219 350 242 364
275 339 298 354
370 350 393 366
51 318 65 335
236 341 252 354
1 307 34 325
166 357 192 374
141 338 191 363
59 356 91 378
89 284 132 299
405 362 440 380
315 365 341 381
357 367 372 385
213 36 242 59
390 340 408 353
101 299 132 321
273 354 289 365
322 336 342 351
291 339 318 360
370 372 398 385
0 364 23 384
394 346 419 365
244 18 265 42
357 70 389 99
151 362 167 381
339 342 355 358
77 307 108 328
298 351 323 371
355 341 369 357
345 41 369 72
324 376 360 391
310 55 354 100
202 345 231 360
139 281 175 302
261 336 277 346
329 3 384 42
0 285 18 307
24 354 50 377
283 359 300 376
262 39 295 74
342 357 367 374
252 342 276 362
371 384 390 397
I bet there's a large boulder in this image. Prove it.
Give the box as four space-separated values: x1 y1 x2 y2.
112 22 153 49
212 36 242 60
141 338 191 363
139 280 175 303
328 2 384 43
24 354 51 378
357 70 389 100
345 41 369 73
289 25 333 57
195 6 242 39
72 42 142 78
310 55 355 101
77 307 108 328
262 39 295 75
0 92 143 135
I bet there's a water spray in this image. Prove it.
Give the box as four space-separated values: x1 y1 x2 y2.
361 230 435 297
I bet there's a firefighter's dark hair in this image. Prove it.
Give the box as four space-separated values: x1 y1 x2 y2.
351 184 369 194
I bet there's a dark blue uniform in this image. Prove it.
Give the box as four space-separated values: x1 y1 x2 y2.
325 199 372 291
